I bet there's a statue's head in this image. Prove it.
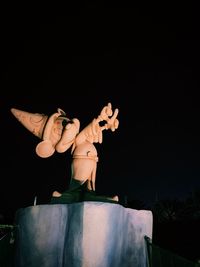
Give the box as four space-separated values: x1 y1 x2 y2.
11 108 80 158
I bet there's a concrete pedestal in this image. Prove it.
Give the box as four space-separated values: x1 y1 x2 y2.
14 202 153 267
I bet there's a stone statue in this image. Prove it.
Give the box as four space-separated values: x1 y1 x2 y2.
11 103 119 204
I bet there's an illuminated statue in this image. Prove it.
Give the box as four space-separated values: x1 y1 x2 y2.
11 103 119 204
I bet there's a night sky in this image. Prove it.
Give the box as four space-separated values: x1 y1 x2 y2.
1 4 200 222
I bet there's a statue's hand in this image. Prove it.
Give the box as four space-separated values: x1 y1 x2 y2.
95 102 119 133
98 103 113 121
105 108 119 131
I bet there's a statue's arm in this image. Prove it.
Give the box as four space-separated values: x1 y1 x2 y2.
74 103 119 146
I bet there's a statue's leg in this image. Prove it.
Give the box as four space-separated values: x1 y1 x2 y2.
50 178 88 204
69 178 87 190
82 185 119 204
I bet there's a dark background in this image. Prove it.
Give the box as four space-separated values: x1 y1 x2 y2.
1 3 200 226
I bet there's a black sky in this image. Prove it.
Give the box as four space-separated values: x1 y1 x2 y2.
1 4 200 221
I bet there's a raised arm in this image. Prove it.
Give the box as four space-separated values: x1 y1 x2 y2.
74 103 119 148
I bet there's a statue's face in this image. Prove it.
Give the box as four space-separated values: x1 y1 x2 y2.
50 117 65 146
55 118 80 153
35 115 80 158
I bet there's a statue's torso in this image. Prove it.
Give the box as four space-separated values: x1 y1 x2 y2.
71 141 98 184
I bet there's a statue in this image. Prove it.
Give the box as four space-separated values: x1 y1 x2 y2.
11 103 119 204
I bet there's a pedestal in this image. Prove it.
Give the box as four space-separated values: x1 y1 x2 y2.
14 202 153 267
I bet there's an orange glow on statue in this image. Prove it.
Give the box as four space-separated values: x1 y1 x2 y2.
11 103 119 203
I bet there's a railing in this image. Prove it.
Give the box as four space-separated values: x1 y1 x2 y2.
145 236 200 267
0 224 17 267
